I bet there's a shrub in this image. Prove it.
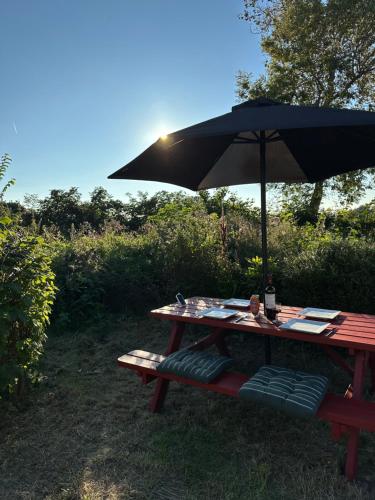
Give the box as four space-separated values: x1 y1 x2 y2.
47 199 375 327
0 218 56 398
50 207 247 324
279 238 375 313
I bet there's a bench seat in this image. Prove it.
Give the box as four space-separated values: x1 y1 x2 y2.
118 350 375 432
118 350 248 396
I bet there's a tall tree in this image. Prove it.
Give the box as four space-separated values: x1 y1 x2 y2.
238 0 375 221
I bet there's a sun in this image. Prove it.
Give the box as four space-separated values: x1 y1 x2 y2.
150 125 171 143
156 127 169 141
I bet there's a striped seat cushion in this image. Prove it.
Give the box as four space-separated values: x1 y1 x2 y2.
156 349 234 383
239 365 328 418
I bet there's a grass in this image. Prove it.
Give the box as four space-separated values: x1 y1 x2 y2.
1 315 375 499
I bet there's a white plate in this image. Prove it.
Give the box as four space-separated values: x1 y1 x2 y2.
200 307 239 320
223 298 250 308
280 318 331 335
297 307 341 320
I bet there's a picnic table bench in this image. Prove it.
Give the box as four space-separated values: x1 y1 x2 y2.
118 297 375 481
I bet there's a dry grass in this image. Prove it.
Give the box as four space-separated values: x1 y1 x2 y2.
1 316 375 499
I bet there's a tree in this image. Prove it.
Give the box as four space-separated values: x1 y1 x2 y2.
85 187 127 230
238 0 375 221
37 187 85 236
199 187 259 221
123 191 193 231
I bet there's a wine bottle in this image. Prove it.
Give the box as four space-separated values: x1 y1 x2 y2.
264 273 276 320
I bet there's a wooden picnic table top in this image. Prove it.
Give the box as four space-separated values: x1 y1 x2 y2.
150 296 375 353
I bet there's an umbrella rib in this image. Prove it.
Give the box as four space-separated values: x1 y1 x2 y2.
266 130 279 140
233 138 259 144
266 136 283 143
166 139 184 149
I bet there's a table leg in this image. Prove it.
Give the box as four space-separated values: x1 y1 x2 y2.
186 328 230 356
344 350 367 481
265 336 271 365
150 321 185 413
322 345 354 377
215 330 231 357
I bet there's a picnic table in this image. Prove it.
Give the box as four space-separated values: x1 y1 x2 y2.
118 297 375 481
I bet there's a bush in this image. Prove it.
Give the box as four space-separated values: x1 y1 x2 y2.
50 208 243 324
0 218 56 398
47 198 375 328
51 230 163 322
279 238 375 313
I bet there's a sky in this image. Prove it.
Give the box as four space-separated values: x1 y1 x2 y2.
0 0 267 204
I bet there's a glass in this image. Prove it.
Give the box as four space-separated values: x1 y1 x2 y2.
272 304 282 325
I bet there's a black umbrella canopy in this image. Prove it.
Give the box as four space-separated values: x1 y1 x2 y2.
109 97 375 364
109 98 375 189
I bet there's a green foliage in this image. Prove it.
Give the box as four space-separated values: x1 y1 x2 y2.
50 206 245 325
51 230 160 323
240 0 375 107
0 215 56 399
323 201 375 238
4 180 375 337
199 187 260 222
45 194 375 330
238 0 375 219
245 255 277 294
0 154 56 399
0 153 15 200
278 238 375 313
6 186 260 237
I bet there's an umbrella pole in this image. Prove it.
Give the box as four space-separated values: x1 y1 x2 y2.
260 130 271 364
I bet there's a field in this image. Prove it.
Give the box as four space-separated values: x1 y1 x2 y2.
1 316 375 500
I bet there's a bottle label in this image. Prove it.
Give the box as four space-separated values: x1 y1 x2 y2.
265 293 276 309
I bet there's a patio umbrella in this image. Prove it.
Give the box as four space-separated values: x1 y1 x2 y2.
109 97 375 362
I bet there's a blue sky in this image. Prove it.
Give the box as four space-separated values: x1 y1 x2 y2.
1 0 266 203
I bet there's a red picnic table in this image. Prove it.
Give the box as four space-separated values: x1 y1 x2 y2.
118 297 375 481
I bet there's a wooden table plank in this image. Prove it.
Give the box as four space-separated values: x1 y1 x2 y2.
150 297 375 352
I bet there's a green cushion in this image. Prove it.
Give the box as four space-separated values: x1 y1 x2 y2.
239 365 328 418
156 349 234 383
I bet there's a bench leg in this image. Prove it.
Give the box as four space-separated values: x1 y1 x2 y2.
150 378 171 413
343 350 367 480
331 422 349 442
345 428 360 481
150 321 185 413
369 353 375 394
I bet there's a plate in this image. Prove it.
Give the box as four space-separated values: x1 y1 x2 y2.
200 307 239 320
297 307 341 320
280 318 331 335
223 298 250 308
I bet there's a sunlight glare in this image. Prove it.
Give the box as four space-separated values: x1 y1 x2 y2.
149 125 171 143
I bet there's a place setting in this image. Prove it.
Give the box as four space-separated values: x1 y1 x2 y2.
279 307 341 335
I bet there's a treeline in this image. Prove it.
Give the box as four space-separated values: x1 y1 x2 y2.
5 186 259 236
5 186 375 239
